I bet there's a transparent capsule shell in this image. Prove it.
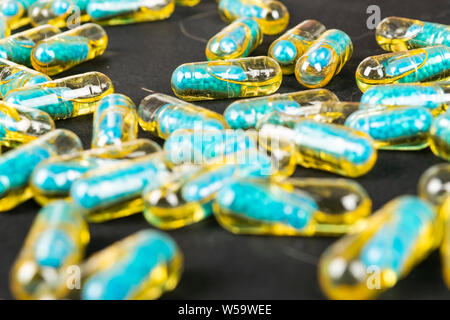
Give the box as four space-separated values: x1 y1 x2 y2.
0 16 11 38
28 0 91 27
429 112 450 161
418 163 450 211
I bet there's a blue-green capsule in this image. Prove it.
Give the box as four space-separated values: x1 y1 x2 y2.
28 0 90 27
0 16 11 38
0 0 38 29
429 112 450 161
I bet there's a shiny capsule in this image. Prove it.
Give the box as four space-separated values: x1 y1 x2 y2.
31 23 108 75
0 0 36 29
28 0 90 27
0 58 51 98
345 106 433 150
268 20 326 75
80 230 182 300
92 94 138 148
175 0 200 6
295 29 353 88
86 0 175 26
429 112 450 161
0 24 61 66
319 196 440 300
138 93 227 139
218 0 289 35
10 200 89 300
356 45 450 92
30 139 161 205
376 17 450 51
224 89 339 129
0 129 82 211
171 56 282 101
206 18 262 61
418 163 450 209
0 16 11 38
5 72 114 120
360 82 450 116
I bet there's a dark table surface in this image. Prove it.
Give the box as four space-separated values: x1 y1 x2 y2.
1 0 449 300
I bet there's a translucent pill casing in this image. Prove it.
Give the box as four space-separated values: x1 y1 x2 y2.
138 92 227 139
376 17 450 52
175 0 200 6
418 163 450 210
80 230 182 300
218 0 289 35
30 139 161 205
429 112 450 161
345 106 433 150
10 200 89 300
31 23 108 75
442 198 450 289
214 177 371 236
0 0 37 29
268 20 326 75
0 24 61 66
206 17 262 61
28 0 90 27
355 45 450 92
319 196 440 300
295 29 353 88
224 89 339 129
86 0 175 26
360 82 450 116
5 71 114 120
0 129 82 211
0 16 11 38
92 94 138 148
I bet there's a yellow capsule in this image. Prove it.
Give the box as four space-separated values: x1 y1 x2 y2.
4 71 114 120
31 23 108 75
418 163 450 210
441 197 450 289
0 16 11 38
175 0 200 6
28 0 91 27
171 56 282 101
10 200 89 300
268 20 326 75
355 45 450 92
319 196 440 300
376 17 450 52
429 112 450 161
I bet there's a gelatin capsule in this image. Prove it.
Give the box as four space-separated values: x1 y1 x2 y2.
218 0 289 35
356 45 450 92
0 24 61 66
376 17 450 52
92 93 138 148
214 177 371 236
0 101 55 148
206 17 262 61
429 112 450 161
28 0 90 27
10 200 89 300
259 120 377 177
418 163 450 209
0 0 37 29
360 81 450 116
442 198 450 289
0 129 82 211
224 89 339 129
0 16 11 38
31 23 108 75
171 56 282 101
86 0 175 26
175 0 200 6
319 196 440 300
268 20 326 75
138 92 227 139
80 230 182 300
4 71 114 120
345 106 433 150
295 29 353 88
30 139 161 205
0 58 51 98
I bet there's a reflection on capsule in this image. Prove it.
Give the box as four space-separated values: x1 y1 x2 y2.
355 45 450 92
5 71 114 120
138 93 227 139
80 230 182 300
171 56 282 101
224 89 339 129
28 0 90 27
319 196 440 300
376 17 450 51
10 200 89 300
418 163 450 210
429 112 450 161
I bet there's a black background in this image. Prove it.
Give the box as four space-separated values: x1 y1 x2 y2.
0 0 449 300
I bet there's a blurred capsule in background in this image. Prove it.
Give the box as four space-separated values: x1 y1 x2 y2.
138 92 227 139
175 0 200 6
268 20 326 75
0 0 36 29
441 196 450 289
28 0 90 27
355 45 450 92
10 200 89 300
376 17 450 51
80 230 182 300
429 112 450 161
171 56 282 101
319 196 440 300
418 163 450 210
0 16 11 38
5 71 114 120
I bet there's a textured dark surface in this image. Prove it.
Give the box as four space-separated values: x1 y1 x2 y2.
1 0 450 300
